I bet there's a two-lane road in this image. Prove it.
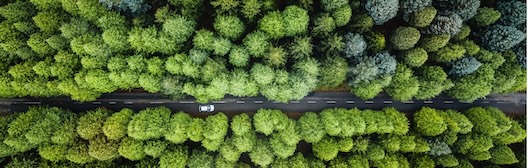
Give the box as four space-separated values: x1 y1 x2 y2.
0 92 525 117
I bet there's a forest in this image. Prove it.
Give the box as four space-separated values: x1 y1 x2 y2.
0 106 525 167
0 0 525 103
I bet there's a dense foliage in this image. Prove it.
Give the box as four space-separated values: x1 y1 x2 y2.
0 106 525 167
0 0 525 103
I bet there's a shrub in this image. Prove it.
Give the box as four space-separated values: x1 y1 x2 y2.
249 138 274 167
489 145 519 165
258 11 284 39
414 107 447 136
332 5 352 27
165 112 191 144
349 14 374 33
77 108 110 140
214 15 245 40
88 135 119 161
118 137 146 161
402 48 428 67
103 108 134 140
391 27 421 50
144 139 168 158
343 33 367 60
497 1 526 26
365 0 399 25
478 25 526 52
419 34 450 52
282 6 309 36
159 145 188 168
471 7 501 27
431 43 466 62
424 14 463 36
409 7 436 27
449 57 482 77
128 107 171 140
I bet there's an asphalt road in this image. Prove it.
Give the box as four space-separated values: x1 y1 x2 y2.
0 92 525 117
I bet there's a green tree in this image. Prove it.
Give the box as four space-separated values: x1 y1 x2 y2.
243 31 269 57
384 64 420 101
298 112 326 143
118 137 146 161
229 46 250 67
88 135 119 161
77 108 110 140
66 141 95 164
282 5 309 36
159 145 188 168
419 34 450 52
409 6 436 27
32 10 66 33
249 138 275 167
312 136 339 161
38 144 68 162
471 7 501 27
414 107 447 136
187 149 214 168
128 107 171 140
144 139 168 158
102 108 134 140
258 11 284 39
214 15 245 40
402 48 427 67
415 66 454 100
332 5 352 27
165 112 191 144
390 27 421 50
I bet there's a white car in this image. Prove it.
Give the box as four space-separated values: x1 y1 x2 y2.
199 105 215 112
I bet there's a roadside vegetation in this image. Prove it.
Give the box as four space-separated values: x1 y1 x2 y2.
0 106 525 167
0 0 525 103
